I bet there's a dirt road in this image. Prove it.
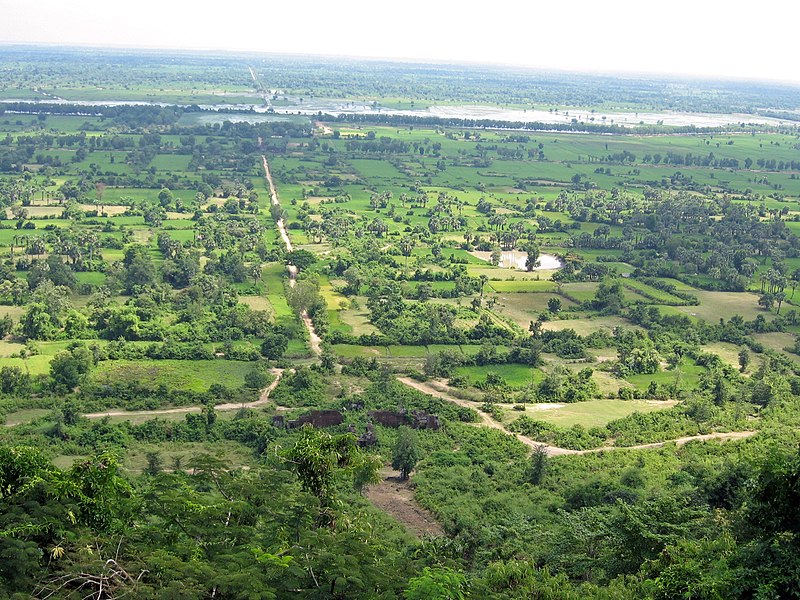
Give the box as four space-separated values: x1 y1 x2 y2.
84 369 285 419
365 467 444 538
262 155 293 252
261 155 320 356
397 377 757 456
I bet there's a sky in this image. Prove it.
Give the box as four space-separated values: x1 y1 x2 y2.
3 0 800 84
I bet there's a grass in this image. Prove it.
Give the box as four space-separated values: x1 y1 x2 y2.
0 340 76 375
262 263 293 324
387 346 429 357
96 409 248 426
488 280 558 293
427 344 468 355
654 277 700 291
468 267 556 280
702 342 757 372
627 358 705 391
492 293 575 328
74 271 107 285
286 338 311 358
332 345 387 358
542 316 638 336
751 333 799 364
560 282 599 303
91 359 255 393
338 309 377 335
52 455 88 470
239 295 274 316
3 408 51 426
453 363 546 388
0 306 26 322
623 279 686 304
659 291 769 322
0 340 25 357
121 441 256 473
503 398 675 429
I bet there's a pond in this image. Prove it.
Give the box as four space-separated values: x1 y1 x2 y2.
470 250 563 270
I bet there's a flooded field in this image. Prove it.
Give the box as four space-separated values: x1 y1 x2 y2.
3 98 788 128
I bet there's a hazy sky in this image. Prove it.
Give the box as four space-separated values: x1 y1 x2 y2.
3 0 799 83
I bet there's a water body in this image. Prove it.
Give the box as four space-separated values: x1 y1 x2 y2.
471 250 563 271
1 97 788 128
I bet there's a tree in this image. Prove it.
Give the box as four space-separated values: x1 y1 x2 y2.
490 246 502 266
143 204 167 227
739 348 750 373
144 451 163 475
404 567 467 600
286 249 317 272
594 279 625 314
261 332 289 360
0 366 30 395
775 291 786 314
398 236 416 271
158 187 174 208
525 241 540 272
121 244 156 292
392 427 419 481
49 345 93 390
529 444 548 485
21 302 58 340
244 368 272 390
479 274 489 298
342 265 362 295
283 427 378 527
548 297 562 313
286 279 323 316
758 293 775 311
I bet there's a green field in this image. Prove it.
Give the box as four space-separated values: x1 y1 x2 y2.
91 359 256 394
542 316 638 336
659 291 768 322
627 358 706 392
504 398 676 428
488 280 559 293
453 363 546 389
493 292 575 328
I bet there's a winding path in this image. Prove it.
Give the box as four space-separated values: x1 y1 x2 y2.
397 377 757 456
261 154 321 356
84 369 285 419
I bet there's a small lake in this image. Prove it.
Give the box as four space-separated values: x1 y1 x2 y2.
470 250 563 270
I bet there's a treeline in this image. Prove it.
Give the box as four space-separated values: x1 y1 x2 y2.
0 102 183 126
0 103 312 139
332 112 735 135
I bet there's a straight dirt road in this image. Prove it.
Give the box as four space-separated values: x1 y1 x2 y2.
261 154 321 355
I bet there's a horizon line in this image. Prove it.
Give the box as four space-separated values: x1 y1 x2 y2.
2 41 800 90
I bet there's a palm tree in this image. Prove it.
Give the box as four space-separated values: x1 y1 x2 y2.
398 236 416 271
479 275 489 298
776 291 786 315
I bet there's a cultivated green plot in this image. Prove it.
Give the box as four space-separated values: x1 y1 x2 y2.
492 293 575 328
627 358 706 391
454 363 546 388
91 359 255 393
542 316 639 335
658 291 769 322
503 398 676 429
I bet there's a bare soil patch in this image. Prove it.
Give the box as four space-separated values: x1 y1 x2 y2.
366 468 444 538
